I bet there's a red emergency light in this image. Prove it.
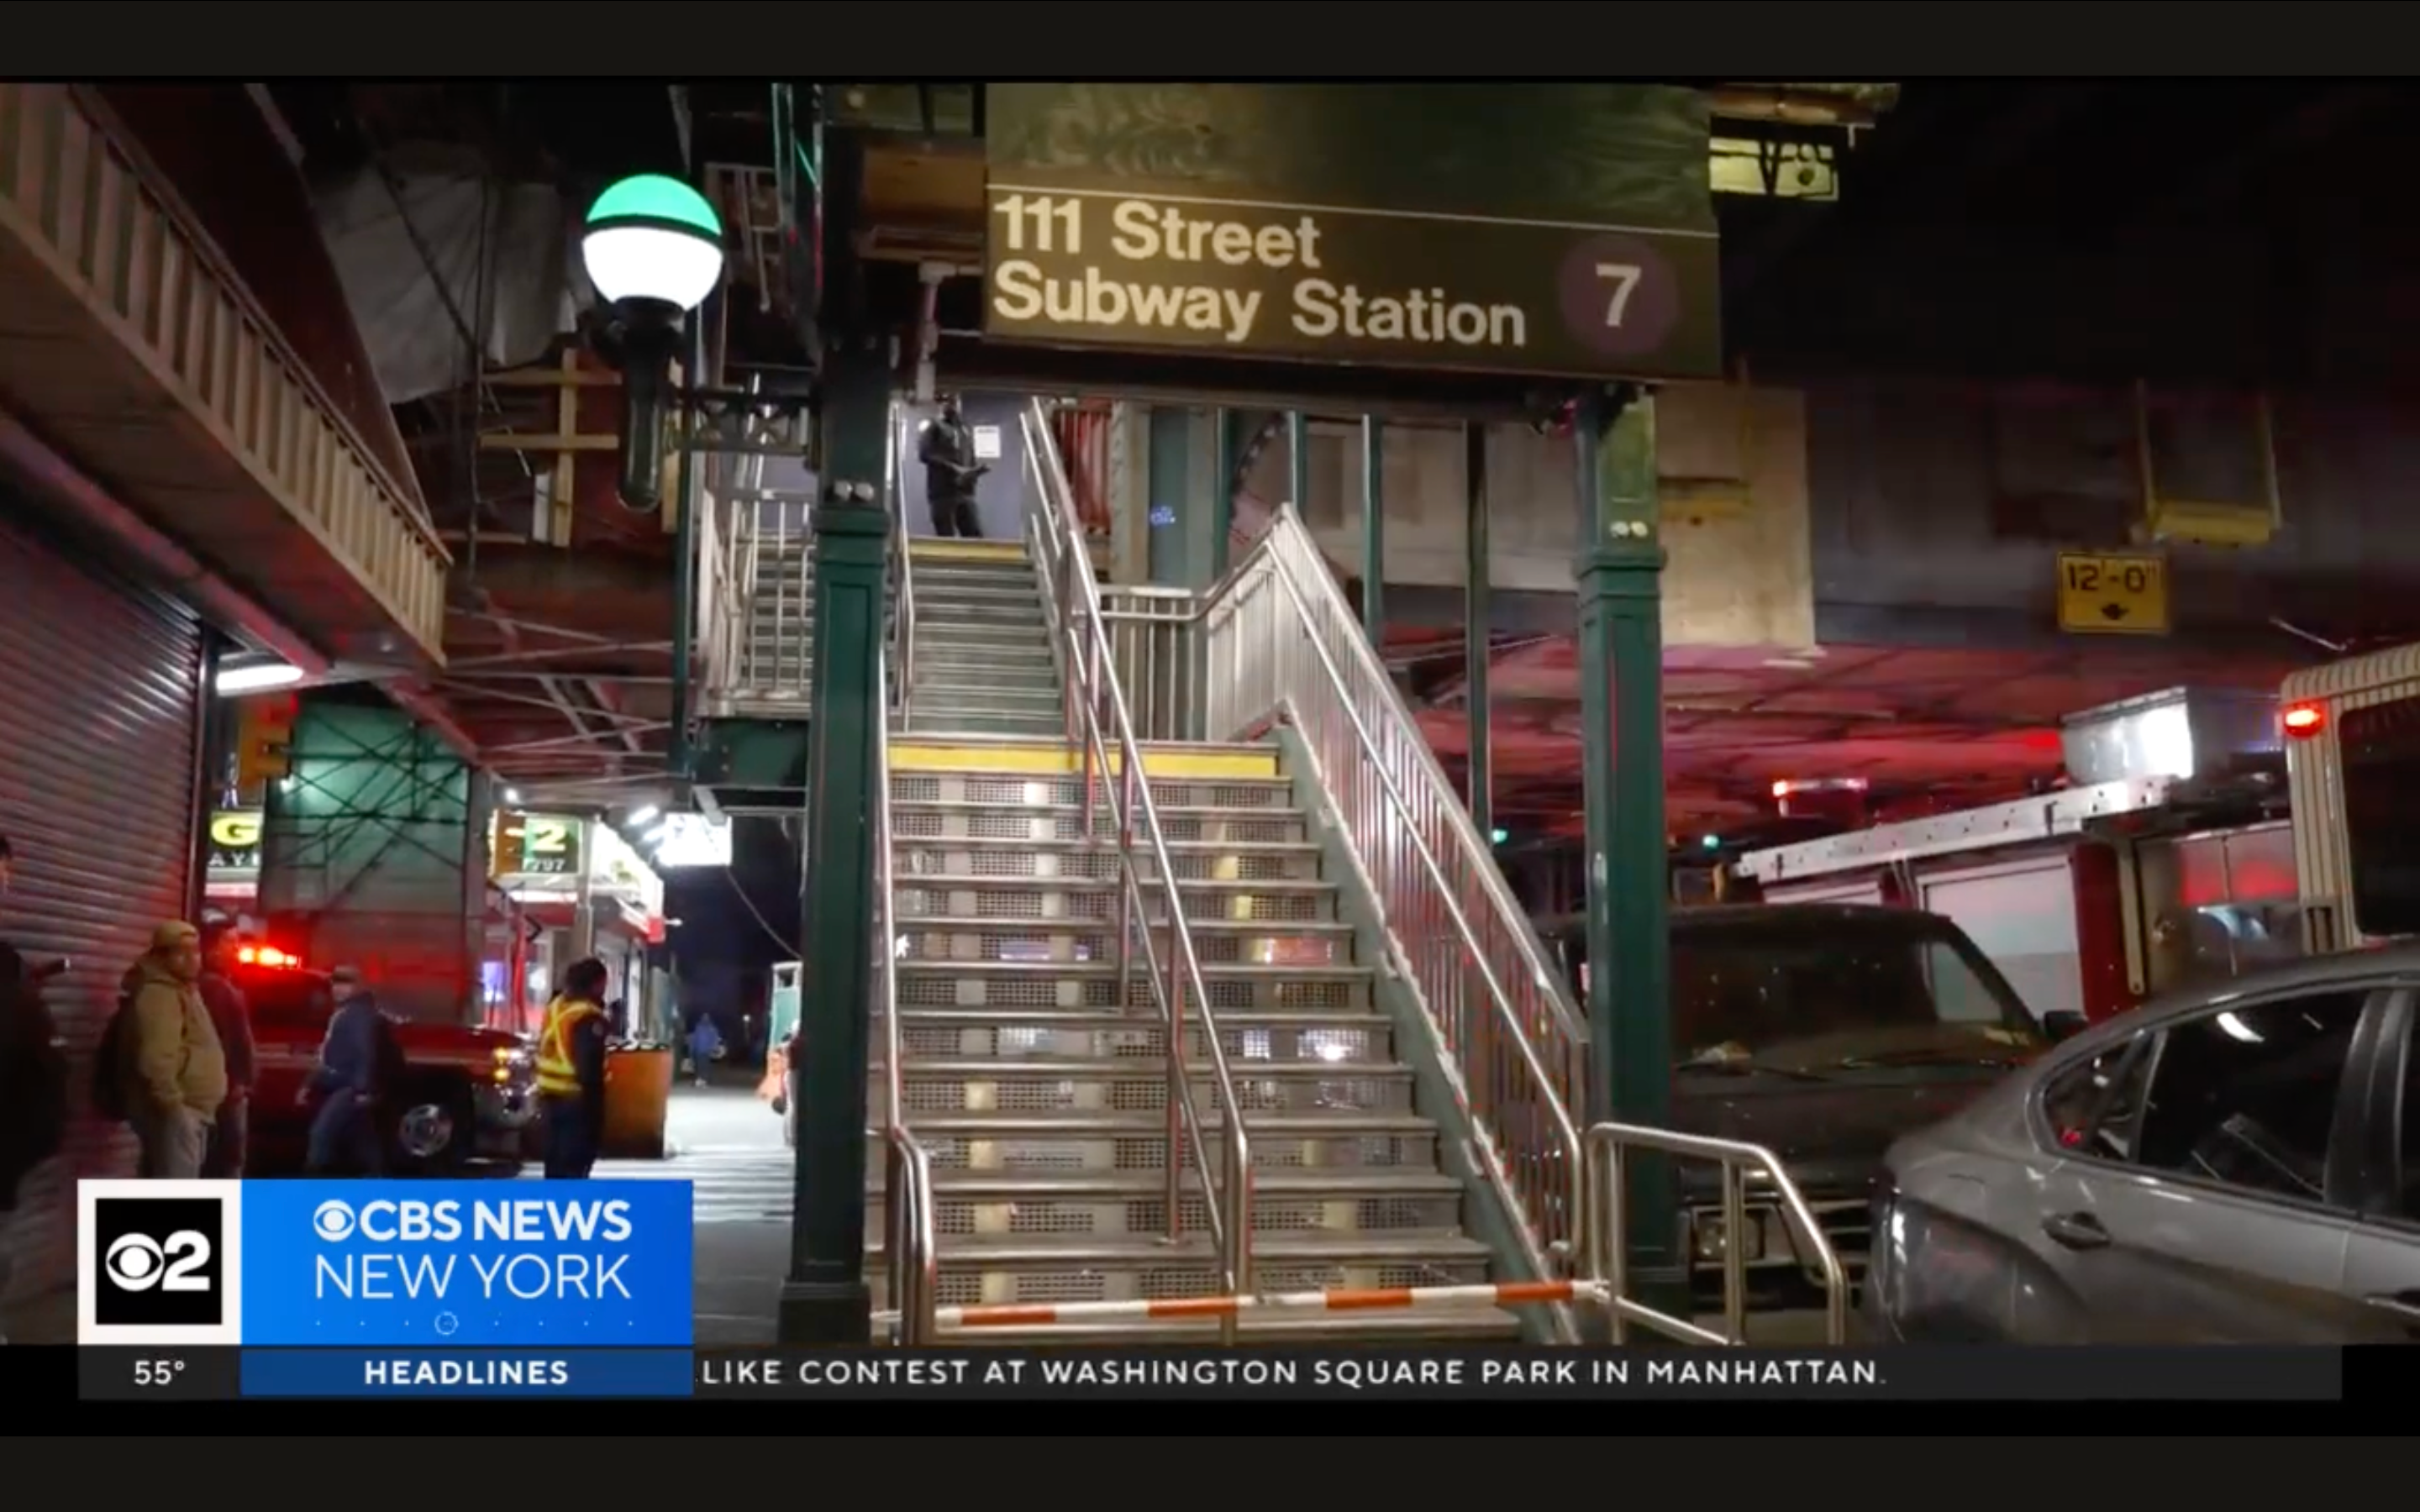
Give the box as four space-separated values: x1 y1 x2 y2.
2281 702 2325 738
237 944 302 969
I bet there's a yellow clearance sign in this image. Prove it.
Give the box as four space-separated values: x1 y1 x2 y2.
2055 551 2170 636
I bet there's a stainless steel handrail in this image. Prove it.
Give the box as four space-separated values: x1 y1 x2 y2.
889 402 918 719
1581 1121 1849 1347
876 412 934 1344
1021 400 1255 1339
1207 517 1586 1341
1210 509 1587 1048
876 639 938 1345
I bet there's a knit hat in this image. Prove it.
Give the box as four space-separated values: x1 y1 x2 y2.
151 921 200 951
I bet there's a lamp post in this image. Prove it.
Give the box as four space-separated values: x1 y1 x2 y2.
580 174 727 511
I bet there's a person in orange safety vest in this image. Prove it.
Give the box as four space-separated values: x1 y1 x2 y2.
534 957 611 1179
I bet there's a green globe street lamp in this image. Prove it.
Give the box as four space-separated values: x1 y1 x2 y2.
581 174 726 511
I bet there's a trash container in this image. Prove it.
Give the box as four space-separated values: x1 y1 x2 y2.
602 1043 675 1159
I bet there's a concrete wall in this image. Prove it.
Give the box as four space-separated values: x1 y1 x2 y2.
1799 376 2420 644
1253 385 1818 651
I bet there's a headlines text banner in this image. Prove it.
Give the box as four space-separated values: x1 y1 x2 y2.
693 1346 2342 1401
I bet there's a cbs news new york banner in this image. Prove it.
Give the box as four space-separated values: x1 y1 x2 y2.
71 1179 2350 1403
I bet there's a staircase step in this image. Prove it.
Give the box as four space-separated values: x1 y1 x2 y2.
909 686 1060 716
891 770 1295 811
894 1007 1397 1065
901 1111 1440 1174
876 1170 1465 1243
894 874 1340 925
896 915 1351 967
890 1059 1417 1116
892 839 1325 885
914 582 1046 605
892 958 1370 1012
892 802 1307 846
908 1311 1524 1345
875 1231 1496 1309
906 714 1066 738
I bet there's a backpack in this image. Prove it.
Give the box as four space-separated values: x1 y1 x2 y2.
90 985 134 1125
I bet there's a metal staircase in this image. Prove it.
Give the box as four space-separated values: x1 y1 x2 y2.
868 401 1525 1343
902 543 1063 737
879 740 1509 1340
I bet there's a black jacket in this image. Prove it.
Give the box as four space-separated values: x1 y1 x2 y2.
0 947 68 1210
918 417 980 500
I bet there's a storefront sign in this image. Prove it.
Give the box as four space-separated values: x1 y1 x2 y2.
983 83 1721 383
492 810 583 879
587 825 666 919
209 809 262 872
654 813 731 869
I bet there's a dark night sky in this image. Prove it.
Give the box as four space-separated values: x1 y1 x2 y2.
664 816 801 1032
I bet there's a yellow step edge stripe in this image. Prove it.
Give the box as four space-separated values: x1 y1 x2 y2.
888 742 1278 780
908 539 1028 564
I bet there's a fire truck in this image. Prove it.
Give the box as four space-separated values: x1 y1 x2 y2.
1734 648 2418 1025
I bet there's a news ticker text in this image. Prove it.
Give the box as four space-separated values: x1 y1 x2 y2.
77 1345 2342 1402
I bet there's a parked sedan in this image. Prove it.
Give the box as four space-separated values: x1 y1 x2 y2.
1865 943 2420 1343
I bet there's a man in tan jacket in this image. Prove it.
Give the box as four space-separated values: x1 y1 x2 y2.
121 921 227 1179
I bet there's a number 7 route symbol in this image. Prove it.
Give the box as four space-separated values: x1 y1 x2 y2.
1597 263 1643 328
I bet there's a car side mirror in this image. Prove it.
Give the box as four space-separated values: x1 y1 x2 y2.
2041 1010 2088 1042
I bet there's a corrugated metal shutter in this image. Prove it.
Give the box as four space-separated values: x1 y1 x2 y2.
0 510 203 1313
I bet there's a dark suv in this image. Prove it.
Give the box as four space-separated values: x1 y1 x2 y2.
1536 902 2046 1310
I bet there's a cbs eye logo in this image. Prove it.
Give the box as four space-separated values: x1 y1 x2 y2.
312 1200 356 1242
92 1197 224 1327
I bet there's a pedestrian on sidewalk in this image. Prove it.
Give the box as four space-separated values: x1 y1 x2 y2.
117 922 226 1180
302 967 396 1176
196 924 255 1179
535 958 612 1179
0 942 70 1343
686 1014 722 1088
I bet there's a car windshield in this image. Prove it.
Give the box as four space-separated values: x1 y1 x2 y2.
1669 922 2042 1076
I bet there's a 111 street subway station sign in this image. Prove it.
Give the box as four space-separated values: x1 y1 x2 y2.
981 83 1723 383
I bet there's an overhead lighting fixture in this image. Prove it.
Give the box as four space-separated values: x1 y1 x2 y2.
581 175 725 513
217 662 303 695
502 787 523 806
629 805 660 827
581 175 726 312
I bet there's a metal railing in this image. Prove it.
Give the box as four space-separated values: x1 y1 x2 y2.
887 401 918 719
876 636 939 1343
1200 506 1591 1341
1021 400 1255 1339
1099 585 1205 741
1582 1122 1850 1346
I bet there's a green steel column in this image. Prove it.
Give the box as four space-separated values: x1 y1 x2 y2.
1208 408 1237 580
1463 422 1491 837
1573 386 1681 1307
667 312 704 776
1360 417 1386 643
1286 410 1311 519
776 347 892 1347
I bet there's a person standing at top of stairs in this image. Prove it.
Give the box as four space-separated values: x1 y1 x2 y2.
918 394 988 538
